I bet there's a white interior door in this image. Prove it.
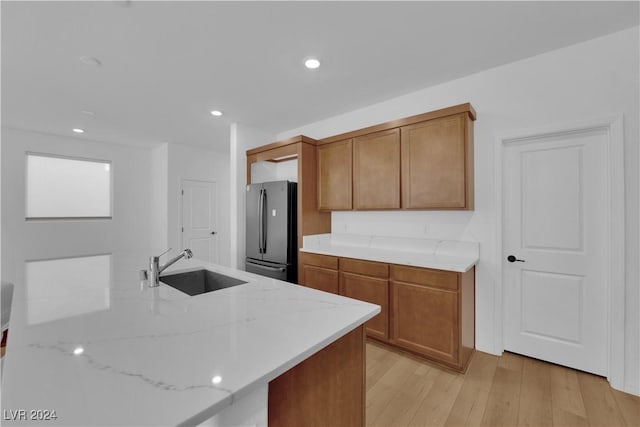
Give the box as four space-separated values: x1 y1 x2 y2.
503 128 609 376
182 180 218 263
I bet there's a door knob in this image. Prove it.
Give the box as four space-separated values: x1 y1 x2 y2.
210 231 217 235
507 255 525 263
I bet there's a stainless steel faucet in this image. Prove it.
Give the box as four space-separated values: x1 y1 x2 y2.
148 248 193 287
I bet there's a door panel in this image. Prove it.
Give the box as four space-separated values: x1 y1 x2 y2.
401 114 466 208
504 128 608 375
341 272 388 340
318 139 352 210
390 281 458 364
521 146 584 252
182 180 218 263
263 181 289 264
520 270 583 344
353 129 400 209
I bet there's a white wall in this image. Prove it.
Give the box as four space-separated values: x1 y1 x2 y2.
149 143 169 251
166 143 231 267
277 27 640 393
1 128 154 283
250 159 298 184
229 124 276 269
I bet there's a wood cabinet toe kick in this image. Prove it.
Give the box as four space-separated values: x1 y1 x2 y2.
300 252 476 373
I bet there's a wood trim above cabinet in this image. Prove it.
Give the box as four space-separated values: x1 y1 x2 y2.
319 103 476 145
246 135 317 156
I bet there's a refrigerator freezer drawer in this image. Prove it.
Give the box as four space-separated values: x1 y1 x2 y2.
245 259 289 282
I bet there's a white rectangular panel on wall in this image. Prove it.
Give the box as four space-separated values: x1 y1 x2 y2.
26 153 112 218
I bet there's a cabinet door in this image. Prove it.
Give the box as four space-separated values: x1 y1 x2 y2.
302 265 339 294
318 140 352 211
390 281 459 365
341 272 389 340
401 114 470 209
353 129 400 209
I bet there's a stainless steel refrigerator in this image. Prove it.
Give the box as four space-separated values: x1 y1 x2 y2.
245 181 297 282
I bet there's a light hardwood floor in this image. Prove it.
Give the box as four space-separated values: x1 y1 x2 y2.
366 341 640 427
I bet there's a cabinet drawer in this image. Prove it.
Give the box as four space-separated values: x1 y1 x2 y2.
340 258 388 278
390 265 458 291
301 253 338 270
302 265 339 294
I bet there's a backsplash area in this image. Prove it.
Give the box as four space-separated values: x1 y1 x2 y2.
331 210 476 241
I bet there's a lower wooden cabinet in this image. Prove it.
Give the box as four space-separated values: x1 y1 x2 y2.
300 252 475 372
390 265 475 371
341 272 389 340
390 280 458 364
300 253 339 294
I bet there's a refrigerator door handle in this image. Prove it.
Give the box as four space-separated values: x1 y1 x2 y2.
257 188 264 253
246 260 286 273
261 189 267 253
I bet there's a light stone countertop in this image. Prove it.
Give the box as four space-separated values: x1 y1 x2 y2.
1 252 379 426
301 234 479 272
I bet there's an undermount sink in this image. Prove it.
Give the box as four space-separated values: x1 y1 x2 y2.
160 269 247 296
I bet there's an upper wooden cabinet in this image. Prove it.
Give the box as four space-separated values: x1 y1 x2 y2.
317 139 353 211
353 129 400 209
401 113 474 209
317 103 475 211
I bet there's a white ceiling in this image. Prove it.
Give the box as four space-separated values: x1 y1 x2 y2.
2 1 638 151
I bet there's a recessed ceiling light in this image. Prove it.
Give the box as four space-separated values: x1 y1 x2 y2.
210 110 223 117
72 128 85 134
304 58 320 69
73 347 84 355
79 56 102 67
212 375 222 384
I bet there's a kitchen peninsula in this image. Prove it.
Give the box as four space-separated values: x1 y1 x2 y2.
2 254 379 426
